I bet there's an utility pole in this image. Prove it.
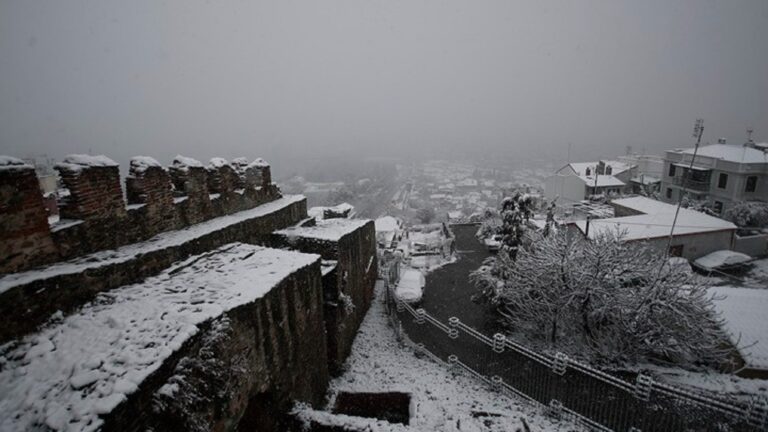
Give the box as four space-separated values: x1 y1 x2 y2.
664 118 704 258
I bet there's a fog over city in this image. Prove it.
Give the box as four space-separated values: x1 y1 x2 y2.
1 0 767 170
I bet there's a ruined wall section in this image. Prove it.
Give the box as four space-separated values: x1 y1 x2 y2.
0 158 58 272
101 260 329 432
272 220 377 375
0 154 282 274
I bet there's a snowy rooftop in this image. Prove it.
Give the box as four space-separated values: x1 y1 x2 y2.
709 286 768 370
676 144 768 164
0 243 319 432
275 218 370 242
577 174 626 187
576 196 735 241
0 195 306 294
55 154 119 172
568 160 633 176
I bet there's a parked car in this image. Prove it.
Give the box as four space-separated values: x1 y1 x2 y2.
484 234 502 252
692 250 752 275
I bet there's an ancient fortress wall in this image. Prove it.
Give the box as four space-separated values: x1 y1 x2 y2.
0 153 377 431
1 154 279 274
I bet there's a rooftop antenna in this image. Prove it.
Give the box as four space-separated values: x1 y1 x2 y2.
664 118 703 260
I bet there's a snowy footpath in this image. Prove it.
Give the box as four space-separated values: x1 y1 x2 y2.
295 281 585 432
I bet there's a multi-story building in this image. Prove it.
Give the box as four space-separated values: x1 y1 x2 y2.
660 142 768 215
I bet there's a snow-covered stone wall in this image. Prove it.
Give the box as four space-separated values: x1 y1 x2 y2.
0 192 306 345
273 218 378 375
0 160 58 272
0 154 281 274
0 244 329 432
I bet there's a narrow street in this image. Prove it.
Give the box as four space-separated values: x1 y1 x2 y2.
420 224 500 334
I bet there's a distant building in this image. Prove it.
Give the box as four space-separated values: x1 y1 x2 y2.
544 160 637 205
573 196 736 260
660 141 768 216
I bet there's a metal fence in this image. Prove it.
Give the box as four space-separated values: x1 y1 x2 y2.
382 264 768 432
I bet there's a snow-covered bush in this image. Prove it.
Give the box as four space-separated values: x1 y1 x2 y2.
471 229 730 369
724 201 768 228
475 208 501 239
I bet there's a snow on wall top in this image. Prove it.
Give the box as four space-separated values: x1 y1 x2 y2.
0 195 306 294
709 286 768 370
208 157 230 169
172 155 203 170
55 154 119 172
129 156 163 174
275 218 370 242
0 156 33 171
677 144 768 164
231 157 249 166
0 243 319 432
576 196 735 241
374 216 400 233
248 158 270 168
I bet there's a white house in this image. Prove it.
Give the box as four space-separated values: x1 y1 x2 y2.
574 196 737 260
544 160 636 205
660 142 768 215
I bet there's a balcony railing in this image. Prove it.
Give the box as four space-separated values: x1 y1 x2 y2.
673 176 710 191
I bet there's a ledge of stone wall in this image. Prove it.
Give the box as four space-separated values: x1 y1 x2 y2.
0 195 307 345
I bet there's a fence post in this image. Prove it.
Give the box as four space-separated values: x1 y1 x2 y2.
448 317 459 339
492 333 505 353
491 375 503 391
634 374 652 401
415 308 426 324
396 298 404 313
746 396 768 429
552 352 568 376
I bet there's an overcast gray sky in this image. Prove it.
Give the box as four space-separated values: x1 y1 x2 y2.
1 0 766 169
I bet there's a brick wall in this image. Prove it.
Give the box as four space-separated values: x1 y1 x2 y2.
0 161 57 272
0 154 284 274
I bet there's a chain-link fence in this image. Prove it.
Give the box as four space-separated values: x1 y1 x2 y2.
382 264 767 432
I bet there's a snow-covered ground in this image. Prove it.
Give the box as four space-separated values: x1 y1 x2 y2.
296 282 586 431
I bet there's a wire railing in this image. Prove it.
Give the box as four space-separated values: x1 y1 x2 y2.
382 264 768 432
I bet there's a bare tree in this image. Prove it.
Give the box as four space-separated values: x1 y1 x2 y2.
471 229 731 369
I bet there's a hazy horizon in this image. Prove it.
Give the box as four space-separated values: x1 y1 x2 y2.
1 0 767 170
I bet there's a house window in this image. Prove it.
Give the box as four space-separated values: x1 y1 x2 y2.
668 164 676 177
717 173 728 189
666 188 672 199
669 245 684 257
713 201 723 214
746 176 758 192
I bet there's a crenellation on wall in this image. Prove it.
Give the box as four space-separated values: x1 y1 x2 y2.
244 158 272 190
126 156 179 234
1 153 287 275
0 158 58 273
55 154 126 221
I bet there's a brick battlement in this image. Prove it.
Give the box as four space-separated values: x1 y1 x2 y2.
0 153 277 274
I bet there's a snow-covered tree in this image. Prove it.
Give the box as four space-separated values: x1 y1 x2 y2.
498 193 534 259
724 201 768 228
471 229 731 369
475 208 501 239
